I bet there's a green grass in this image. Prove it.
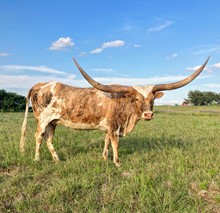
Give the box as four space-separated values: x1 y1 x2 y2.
0 105 220 212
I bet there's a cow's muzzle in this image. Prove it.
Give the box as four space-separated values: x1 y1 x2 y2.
142 111 154 120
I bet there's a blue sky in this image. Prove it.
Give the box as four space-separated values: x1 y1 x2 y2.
0 0 220 105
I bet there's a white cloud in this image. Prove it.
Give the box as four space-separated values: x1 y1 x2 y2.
166 53 178 59
133 44 141 48
90 68 116 73
210 63 220 69
0 74 78 95
90 48 103 54
102 40 125 48
49 37 74 51
79 52 87 57
185 44 220 55
0 64 70 76
148 20 173 33
90 40 125 54
121 24 133 31
0 52 11 56
192 47 220 55
205 83 220 88
155 99 182 106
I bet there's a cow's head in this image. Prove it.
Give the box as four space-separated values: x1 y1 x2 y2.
73 57 209 121
130 85 164 120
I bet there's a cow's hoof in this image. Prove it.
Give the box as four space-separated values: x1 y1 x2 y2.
114 161 121 167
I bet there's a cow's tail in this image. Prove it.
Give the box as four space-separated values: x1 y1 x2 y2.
20 90 31 153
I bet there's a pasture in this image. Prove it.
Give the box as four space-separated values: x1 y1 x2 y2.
0 105 220 212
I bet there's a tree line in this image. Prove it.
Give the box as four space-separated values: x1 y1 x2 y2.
185 90 220 106
0 89 26 112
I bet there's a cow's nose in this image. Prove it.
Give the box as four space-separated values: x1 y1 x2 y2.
143 111 154 120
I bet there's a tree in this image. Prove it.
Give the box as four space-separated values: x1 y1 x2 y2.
187 90 220 106
0 89 26 112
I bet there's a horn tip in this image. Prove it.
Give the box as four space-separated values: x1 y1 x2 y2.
72 57 80 67
206 56 210 63
72 57 77 63
204 56 210 66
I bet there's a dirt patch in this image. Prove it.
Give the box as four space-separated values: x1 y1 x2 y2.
189 181 220 212
0 166 20 177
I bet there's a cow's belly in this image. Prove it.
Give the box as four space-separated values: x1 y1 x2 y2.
58 118 109 131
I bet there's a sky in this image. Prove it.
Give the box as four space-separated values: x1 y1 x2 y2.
0 0 220 105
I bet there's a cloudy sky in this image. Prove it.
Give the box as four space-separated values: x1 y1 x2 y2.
0 0 220 105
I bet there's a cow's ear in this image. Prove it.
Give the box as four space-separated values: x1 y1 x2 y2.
154 91 164 99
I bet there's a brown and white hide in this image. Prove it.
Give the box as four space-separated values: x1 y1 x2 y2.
20 81 160 166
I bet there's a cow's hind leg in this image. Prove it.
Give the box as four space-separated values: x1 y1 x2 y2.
34 123 45 161
103 133 110 160
44 123 59 161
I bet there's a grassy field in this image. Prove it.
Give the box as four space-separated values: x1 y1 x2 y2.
0 105 220 212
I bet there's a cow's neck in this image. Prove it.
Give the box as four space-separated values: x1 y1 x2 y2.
119 113 140 137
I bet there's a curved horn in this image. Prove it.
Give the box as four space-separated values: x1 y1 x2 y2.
153 56 210 92
73 57 133 93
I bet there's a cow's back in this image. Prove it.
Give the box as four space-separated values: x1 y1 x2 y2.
29 81 111 130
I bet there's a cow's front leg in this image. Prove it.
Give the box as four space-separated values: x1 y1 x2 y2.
103 133 110 160
110 133 120 167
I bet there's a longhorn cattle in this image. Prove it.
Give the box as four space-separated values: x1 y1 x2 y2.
20 57 209 166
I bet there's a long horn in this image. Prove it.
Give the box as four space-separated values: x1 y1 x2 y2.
152 56 210 92
73 57 133 93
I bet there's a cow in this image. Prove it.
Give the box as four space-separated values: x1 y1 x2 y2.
20 57 209 166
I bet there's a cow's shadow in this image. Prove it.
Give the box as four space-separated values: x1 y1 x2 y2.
119 135 186 155
55 132 187 162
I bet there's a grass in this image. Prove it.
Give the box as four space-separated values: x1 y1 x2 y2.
0 105 220 212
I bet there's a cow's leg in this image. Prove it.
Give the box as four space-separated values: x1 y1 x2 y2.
110 134 120 167
103 133 110 160
34 124 45 161
44 124 59 161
